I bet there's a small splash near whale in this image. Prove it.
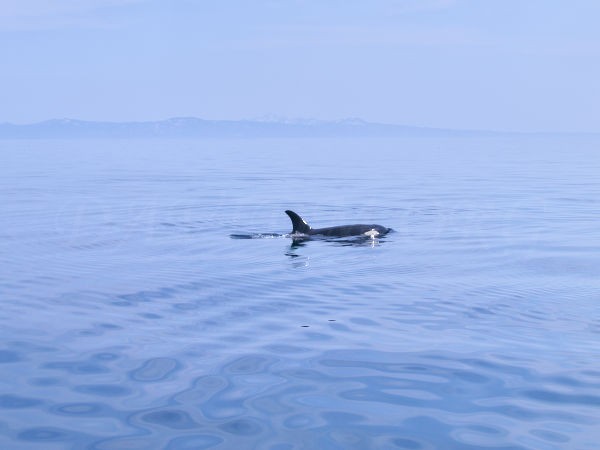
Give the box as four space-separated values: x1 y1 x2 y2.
229 233 287 239
363 229 380 237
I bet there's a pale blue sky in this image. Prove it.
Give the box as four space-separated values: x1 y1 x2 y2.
1 0 599 131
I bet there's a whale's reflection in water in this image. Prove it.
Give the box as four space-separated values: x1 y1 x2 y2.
230 232 388 248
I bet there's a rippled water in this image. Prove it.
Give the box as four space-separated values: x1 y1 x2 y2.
1 137 599 449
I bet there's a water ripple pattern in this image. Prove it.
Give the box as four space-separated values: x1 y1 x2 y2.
1 137 599 449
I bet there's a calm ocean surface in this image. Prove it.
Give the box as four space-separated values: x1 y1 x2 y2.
1 137 599 449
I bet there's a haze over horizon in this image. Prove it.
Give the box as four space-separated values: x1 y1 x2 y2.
2 0 599 133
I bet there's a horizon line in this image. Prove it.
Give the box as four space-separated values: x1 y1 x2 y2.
1 116 599 136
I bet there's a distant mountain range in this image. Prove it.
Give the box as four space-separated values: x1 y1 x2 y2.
0 117 588 139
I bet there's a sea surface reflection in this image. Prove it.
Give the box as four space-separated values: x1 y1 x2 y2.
1 137 599 449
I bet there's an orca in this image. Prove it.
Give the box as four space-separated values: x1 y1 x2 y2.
285 210 390 238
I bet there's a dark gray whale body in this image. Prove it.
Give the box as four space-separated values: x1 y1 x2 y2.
285 210 390 238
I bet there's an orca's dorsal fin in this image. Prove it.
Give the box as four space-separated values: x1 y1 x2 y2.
285 210 311 234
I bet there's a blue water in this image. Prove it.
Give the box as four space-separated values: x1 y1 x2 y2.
1 137 599 449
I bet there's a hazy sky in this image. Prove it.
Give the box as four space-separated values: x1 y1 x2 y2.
1 0 599 131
